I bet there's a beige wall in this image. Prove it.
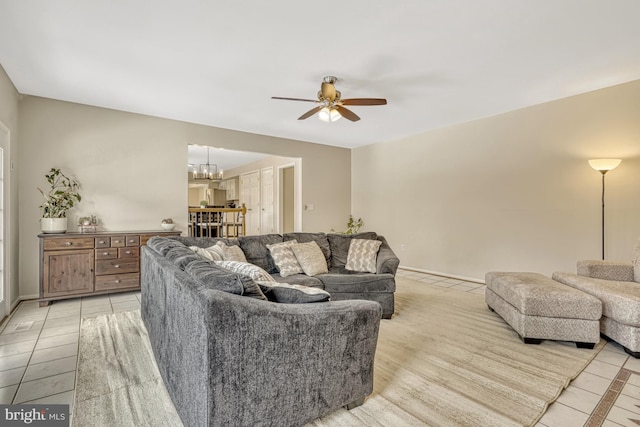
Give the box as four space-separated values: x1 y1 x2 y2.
353 79 640 281
18 96 350 298
0 65 20 310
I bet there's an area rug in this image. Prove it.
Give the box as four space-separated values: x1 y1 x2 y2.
73 277 604 427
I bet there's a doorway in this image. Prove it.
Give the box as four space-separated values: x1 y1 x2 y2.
0 122 8 319
280 166 295 233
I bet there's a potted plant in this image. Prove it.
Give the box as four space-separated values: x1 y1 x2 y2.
199 200 208 208
161 218 176 231
38 168 81 233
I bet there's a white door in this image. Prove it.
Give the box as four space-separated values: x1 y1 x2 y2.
240 171 261 235
260 167 274 234
0 123 8 319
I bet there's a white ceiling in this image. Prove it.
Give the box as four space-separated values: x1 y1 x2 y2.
2 1 640 150
187 145 268 172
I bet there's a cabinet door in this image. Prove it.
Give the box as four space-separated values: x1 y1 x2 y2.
43 249 94 297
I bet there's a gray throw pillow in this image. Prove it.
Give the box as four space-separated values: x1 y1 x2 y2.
327 232 378 268
215 260 276 283
147 236 185 256
256 281 331 304
186 260 266 300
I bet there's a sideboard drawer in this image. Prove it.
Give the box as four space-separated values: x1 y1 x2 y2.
95 238 110 248
44 237 95 251
95 259 139 275
95 248 118 260
110 236 126 247
118 247 139 258
125 235 140 247
95 273 140 291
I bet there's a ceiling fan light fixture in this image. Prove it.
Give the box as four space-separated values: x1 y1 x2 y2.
318 106 341 123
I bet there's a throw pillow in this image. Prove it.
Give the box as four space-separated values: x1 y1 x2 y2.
165 246 202 270
291 241 328 276
186 260 267 300
345 239 382 273
147 236 185 256
215 260 276 283
215 241 247 262
266 240 304 277
188 245 224 262
256 281 331 304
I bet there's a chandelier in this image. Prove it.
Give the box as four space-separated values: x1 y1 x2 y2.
192 147 223 181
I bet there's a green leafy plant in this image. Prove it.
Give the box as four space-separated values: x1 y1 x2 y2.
199 200 208 206
37 168 81 218
332 215 364 235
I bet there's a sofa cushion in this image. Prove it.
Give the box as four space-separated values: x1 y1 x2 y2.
327 232 378 268
147 236 185 256
238 234 283 274
173 236 231 248
215 260 276 283
271 273 324 288
266 240 303 277
165 246 202 270
283 233 331 261
291 241 329 276
345 239 382 273
212 241 247 262
320 272 396 293
256 282 331 304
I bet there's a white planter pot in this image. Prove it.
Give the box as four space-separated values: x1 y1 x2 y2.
41 217 68 234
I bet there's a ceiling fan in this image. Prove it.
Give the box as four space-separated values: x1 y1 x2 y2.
272 76 387 122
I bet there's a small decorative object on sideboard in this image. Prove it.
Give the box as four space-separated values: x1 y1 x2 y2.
199 200 208 208
161 218 176 231
78 215 99 233
38 167 82 234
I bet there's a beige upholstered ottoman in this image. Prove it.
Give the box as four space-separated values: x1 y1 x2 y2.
485 272 602 348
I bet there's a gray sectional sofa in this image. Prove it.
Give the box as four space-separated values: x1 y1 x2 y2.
174 231 399 318
141 232 396 427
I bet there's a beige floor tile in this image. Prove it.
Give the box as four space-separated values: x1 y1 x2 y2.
0 352 31 372
0 384 18 404
538 402 589 427
624 356 640 372
49 300 81 310
0 366 25 388
43 316 80 329
46 309 81 320
29 343 78 365
627 373 640 388
584 359 622 380
603 405 640 427
556 385 602 414
571 371 613 395
81 310 113 318
604 341 628 355
109 292 138 303
39 324 80 339
35 333 79 351
24 389 74 414
14 371 75 404
595 349 629 367
0 330 40 346
621 382 640 400
23 356 77 382
81 305 113 315
0 340 37 358
613 393 640 416
1 320 44 335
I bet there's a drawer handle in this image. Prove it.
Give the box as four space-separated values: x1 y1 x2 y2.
125 251 132 254
65 242 72 246
103 252 109 255
115 280 121 283
99 240 105 244
114 240 121 243
114 264 120 268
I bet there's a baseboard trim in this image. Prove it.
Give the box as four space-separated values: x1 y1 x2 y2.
398 265 484 284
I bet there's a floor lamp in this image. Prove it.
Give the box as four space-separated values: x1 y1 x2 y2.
588 158 622 260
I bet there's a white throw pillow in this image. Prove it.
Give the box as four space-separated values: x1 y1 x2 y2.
291 241 328 276
345 239 382 273
215 241 247 262
266 240 304 277
215 260 275 283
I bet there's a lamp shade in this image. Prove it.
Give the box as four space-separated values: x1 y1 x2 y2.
588 159 622 172
318 107 342 123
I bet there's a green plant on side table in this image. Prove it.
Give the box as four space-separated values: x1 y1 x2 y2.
38 167 81 234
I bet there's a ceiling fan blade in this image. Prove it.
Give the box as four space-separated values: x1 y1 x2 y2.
336 105 361 122
272 97 319 103
298 106 323 120
341 98 387 106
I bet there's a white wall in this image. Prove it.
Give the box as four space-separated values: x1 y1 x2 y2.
18 96 351 298
0 65 20 310
353 79 640 281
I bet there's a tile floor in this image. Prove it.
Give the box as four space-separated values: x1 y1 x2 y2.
0 271 638 427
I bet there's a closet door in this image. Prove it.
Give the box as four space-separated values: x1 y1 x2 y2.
240 170 261 235
260 167 274 234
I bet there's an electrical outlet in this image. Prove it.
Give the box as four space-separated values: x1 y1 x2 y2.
305 204 314 211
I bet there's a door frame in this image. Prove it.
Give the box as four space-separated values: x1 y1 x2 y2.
277 161 302 232
0 120 10 319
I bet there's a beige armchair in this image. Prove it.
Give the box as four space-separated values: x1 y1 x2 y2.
552 241 640 358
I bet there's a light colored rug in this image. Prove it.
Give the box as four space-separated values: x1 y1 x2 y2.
73 277 604 427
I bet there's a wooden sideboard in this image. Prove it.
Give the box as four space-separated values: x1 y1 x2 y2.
38 230 180 306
